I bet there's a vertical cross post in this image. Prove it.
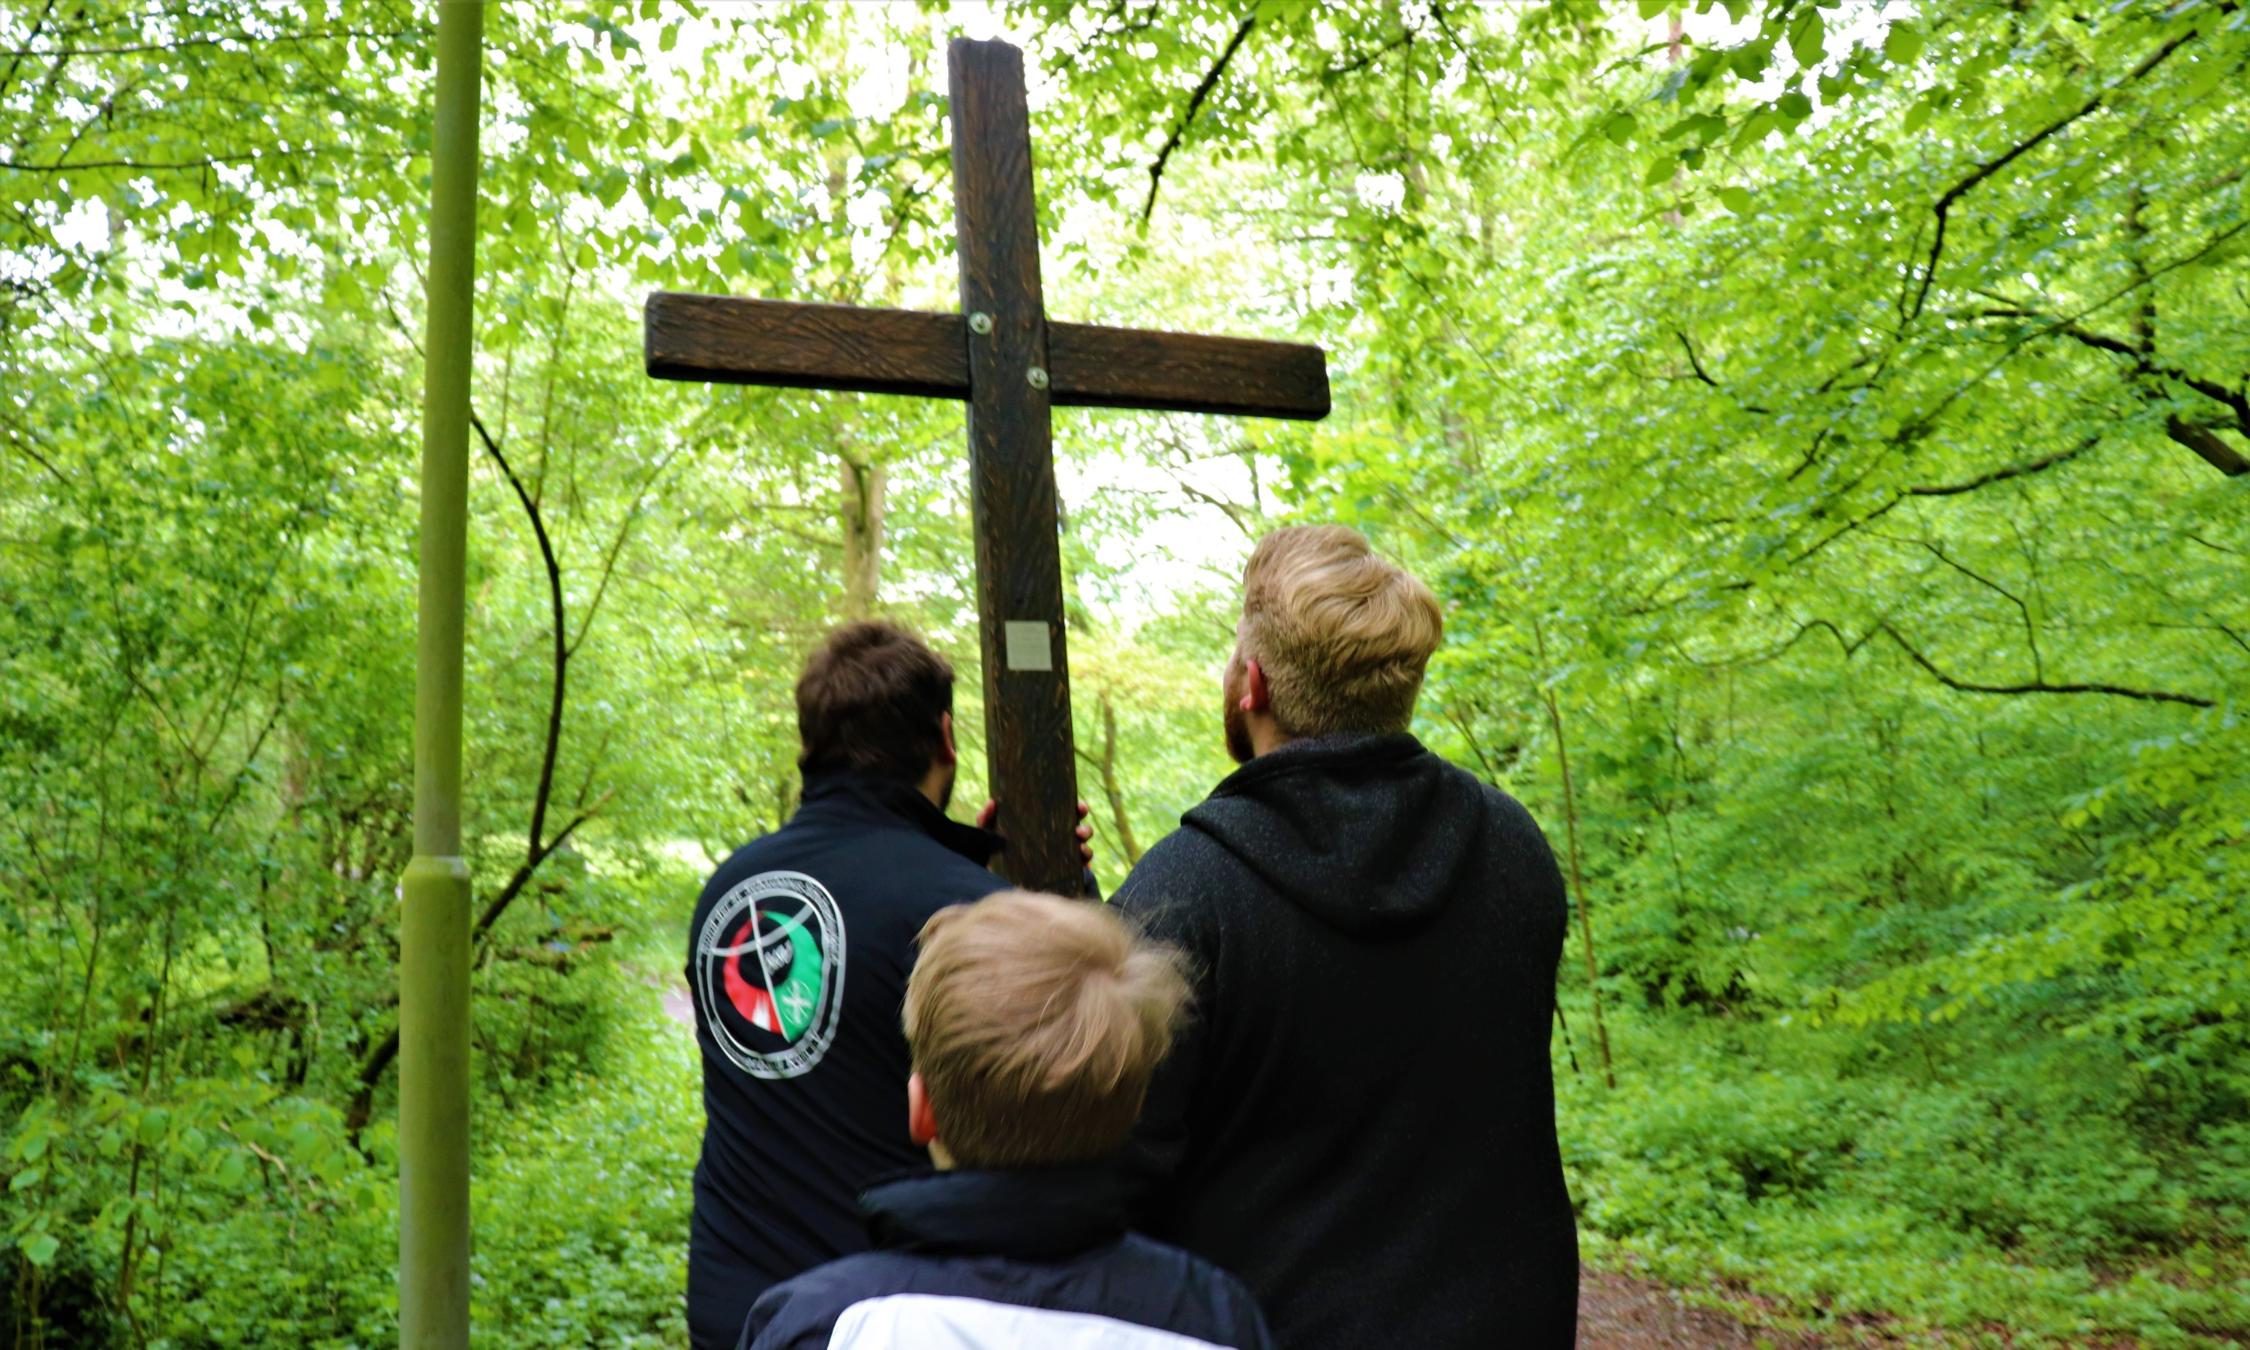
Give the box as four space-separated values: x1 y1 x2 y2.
643 38 1328 890
948 39 1082 896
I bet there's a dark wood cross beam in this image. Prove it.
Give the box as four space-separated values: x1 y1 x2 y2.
644 38 1328 894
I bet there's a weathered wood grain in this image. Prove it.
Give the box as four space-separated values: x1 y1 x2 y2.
1049 322 1329 419
644 294 967 397
647 293 1328 421
949 36 1086 897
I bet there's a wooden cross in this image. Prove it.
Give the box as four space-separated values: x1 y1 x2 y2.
644 37 1329 894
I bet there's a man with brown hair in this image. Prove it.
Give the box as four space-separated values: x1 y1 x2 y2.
683 621 1087 1350
742 892 1273 1350
1117 525 1580 1348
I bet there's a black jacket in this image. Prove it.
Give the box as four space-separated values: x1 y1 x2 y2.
1114 734 1578 1350
684 771 1008 1350
742 1168 1275 1350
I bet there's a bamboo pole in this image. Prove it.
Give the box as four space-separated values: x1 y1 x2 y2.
401 4 483 1345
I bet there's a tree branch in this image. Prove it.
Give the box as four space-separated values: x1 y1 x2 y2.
1141 15 1257 224
1788 493 1905 569
1173 478 1255 538
0 151 267 172
1891 218 2250 459
470 805 603 942
2165 414 2250 476
1904 29 2193 323
568 444 682 655
1 421 68 487
1674 327 1720 388
1426 1 1506 128
0 0 59 105
0 27 409 58
1320 27 1414 79
350 414 601 1143
1911 538 2043 679
1905 432 2102 496
470 412 566 859
1677 432 2107 612
1974 305 2250 427
1876 622 2211 707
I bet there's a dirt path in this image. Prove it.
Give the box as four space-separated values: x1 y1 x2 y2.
1581 1270 1834 1348
662 981 694 1029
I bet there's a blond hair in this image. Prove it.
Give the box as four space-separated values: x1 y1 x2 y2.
1237 525 1443 738
904 892 1189 1169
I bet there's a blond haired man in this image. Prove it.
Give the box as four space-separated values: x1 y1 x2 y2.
1116 525 1579 1348
740 892 1275 1350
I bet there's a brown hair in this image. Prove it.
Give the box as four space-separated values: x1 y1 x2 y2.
904 892 1190 1169
795 621 954 783
1237 524 1443 738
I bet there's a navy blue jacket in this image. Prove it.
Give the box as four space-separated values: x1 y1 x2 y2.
685 772 1008 1350
1116 734 1579 1350
741 1168 1275 1350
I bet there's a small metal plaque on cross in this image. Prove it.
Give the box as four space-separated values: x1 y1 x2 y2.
644 38 1330 893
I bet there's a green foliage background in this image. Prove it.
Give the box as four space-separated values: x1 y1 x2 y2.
2 1 2244 1345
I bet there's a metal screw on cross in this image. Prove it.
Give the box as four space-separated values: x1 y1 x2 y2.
644 38 1330 894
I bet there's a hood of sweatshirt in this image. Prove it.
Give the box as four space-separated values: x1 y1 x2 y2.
1179 733 1488 937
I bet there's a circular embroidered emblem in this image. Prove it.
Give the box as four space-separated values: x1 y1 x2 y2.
693 870 847 1079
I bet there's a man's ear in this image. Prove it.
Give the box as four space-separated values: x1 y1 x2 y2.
907 1071 939 1147
937 710 958 766
1242 659 1272 713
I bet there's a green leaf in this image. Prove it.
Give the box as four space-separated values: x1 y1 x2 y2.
21 1234 58 1268
1884 23 1925 65
1637 0 1671 17
1790 9 1828 67
9 1165 43 1192
1663 112 1727 144
1602 111 1640 145
1778 91 1814 121
1718 185 1753 213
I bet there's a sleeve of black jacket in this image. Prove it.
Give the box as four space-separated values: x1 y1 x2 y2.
1111 830 1225 1221
737 1283 818 1350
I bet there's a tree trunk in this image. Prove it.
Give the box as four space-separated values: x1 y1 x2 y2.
1543 686 1616 1089
1094 694 1141 865
839 455 886 618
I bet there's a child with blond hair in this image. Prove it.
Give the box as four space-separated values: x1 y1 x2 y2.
739 891 1273 1350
